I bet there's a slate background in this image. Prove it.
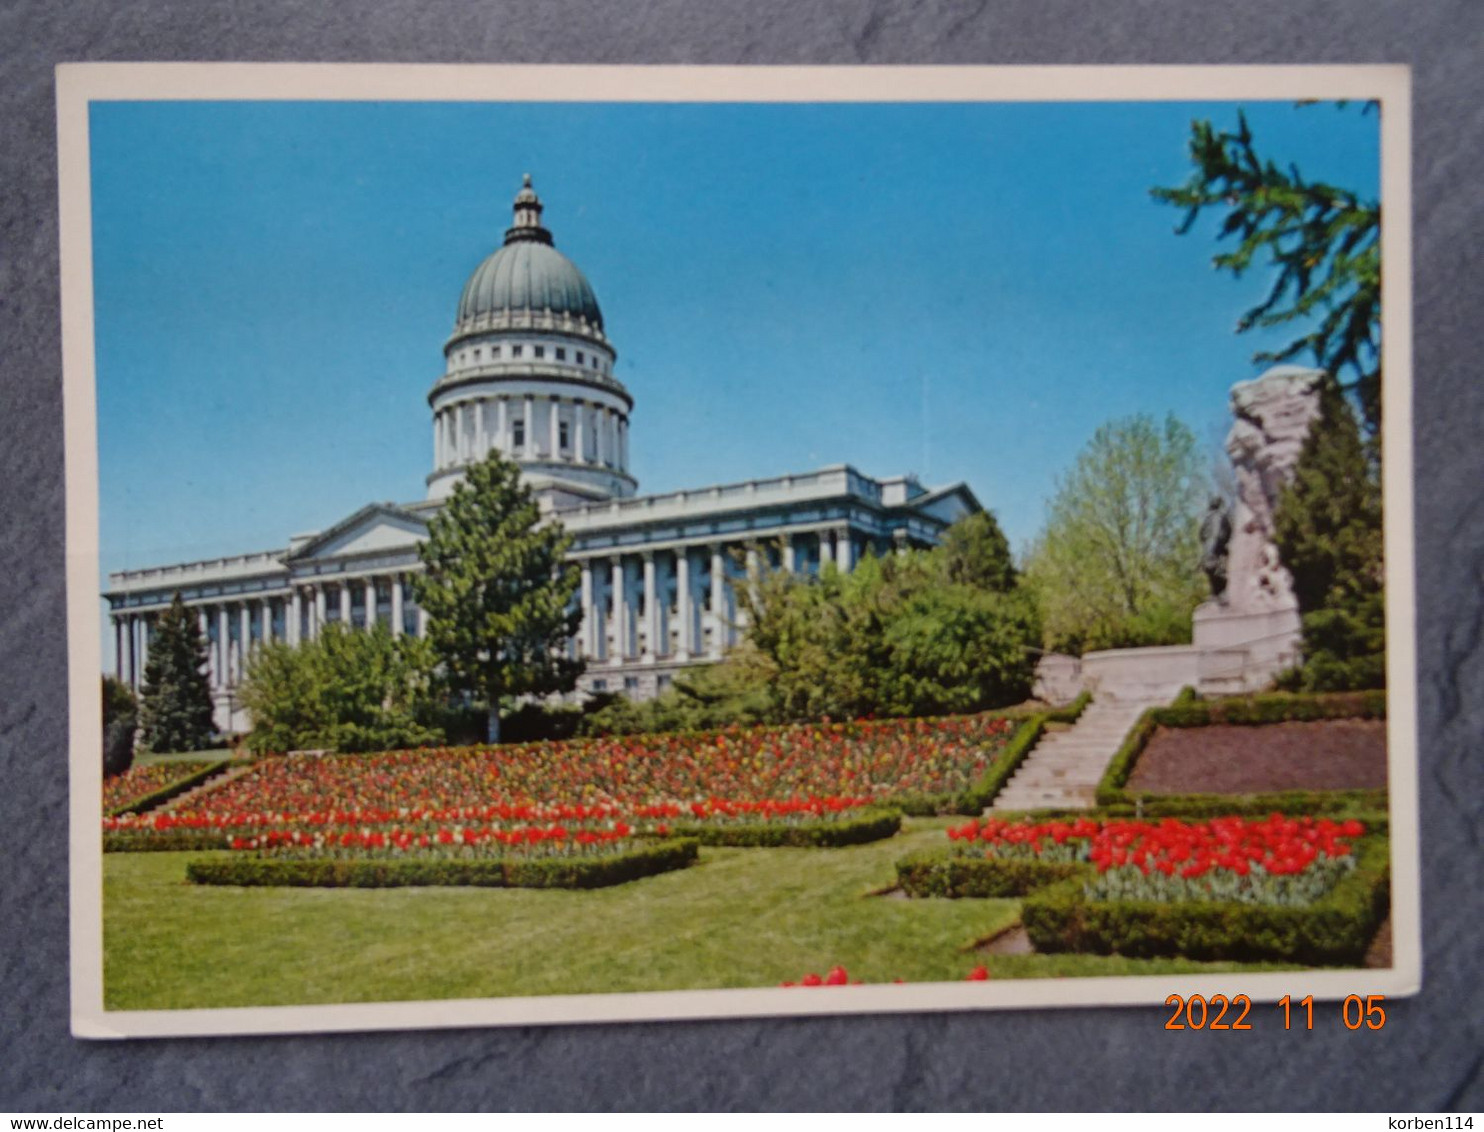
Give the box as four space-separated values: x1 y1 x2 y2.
2 0 1481 1112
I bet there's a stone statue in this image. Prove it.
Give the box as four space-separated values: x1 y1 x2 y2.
1198 495 1232 600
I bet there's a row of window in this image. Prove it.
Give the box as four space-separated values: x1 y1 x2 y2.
456 342 610 374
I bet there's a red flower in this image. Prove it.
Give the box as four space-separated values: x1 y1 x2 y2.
966 966 990 981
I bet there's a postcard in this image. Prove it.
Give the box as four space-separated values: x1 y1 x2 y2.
60 63 1418 1039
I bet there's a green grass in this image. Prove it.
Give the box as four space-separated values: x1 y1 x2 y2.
135 748 235 766
102 817 1293 1011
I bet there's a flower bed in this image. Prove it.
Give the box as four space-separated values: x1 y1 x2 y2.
102 760 226 816
106 710 1026 852
896 813 1388 966
186 838 699 890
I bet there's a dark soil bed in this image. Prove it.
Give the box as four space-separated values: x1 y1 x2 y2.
1125 719 1388 795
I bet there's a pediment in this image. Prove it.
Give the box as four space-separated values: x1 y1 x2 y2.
286 503 429 563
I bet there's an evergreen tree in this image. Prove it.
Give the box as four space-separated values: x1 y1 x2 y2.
936 511 1017 592
1273 375 1386 690
137 593 216 753
1152 105 1382 434
101 675 137 777
412 450 583 742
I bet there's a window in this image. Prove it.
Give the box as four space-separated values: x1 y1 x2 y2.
533 345 545 359
473 348 481 360
555 347 566 361
559 421 570 450
576 350 585 365
491 345 501 359
591 356 599 370
624 676 639 692
512 421 525 449
512 344 523 358
592 679 608 692
658 674 673 691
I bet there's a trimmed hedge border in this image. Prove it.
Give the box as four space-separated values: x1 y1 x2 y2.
185 838 700 889
106 759 241 818
1020 834 1391 967
889 696 1093 817
104 829 234 853
895 849 1085 898
1095 690 1388 810
667 808 901 847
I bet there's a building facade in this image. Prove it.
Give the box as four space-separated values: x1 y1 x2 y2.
105 178 982 730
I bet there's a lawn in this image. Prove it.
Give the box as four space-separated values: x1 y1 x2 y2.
103 817 1287 1010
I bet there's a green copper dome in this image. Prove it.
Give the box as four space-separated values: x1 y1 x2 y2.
454 176 604 333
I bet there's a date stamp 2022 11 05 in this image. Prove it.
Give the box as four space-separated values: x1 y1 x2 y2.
1162 993 1390 1031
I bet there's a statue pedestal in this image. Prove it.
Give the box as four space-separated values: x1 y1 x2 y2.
1191 600 1302 694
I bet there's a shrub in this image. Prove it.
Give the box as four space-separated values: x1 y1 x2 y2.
102 677 138 778
1021 834 1390 966
666 808 900 847
895 850 1086 898
185 838 699 889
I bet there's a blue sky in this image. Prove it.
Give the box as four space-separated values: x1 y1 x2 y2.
92 97 1380 653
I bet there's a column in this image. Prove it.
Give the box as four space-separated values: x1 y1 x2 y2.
574 400 587 465
580 561 595 658
237 605 250 680
364 578 377 630
138 617 151 683
549 398 561 459
496 398 509 455
290 588 302 645
433 412 442 470
820 530 835 567
610 556 626 662
198 608 213 684
122 614 135 688
641 552 657 662
313 584 327 638
837 526 854 572
417 605 429 639
114 617 125 681
606 411 618 468
390 574 404 638
619 417 629 470
782 535 797 574
260 597 273 646
743 546 761 629
709 544 726 659
524 395 535 455
675 550 692 662
217 606 230 688
476 401 488 458
339 584 352 625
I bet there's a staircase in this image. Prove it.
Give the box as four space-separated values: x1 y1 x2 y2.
991 695 1161 812
155 762 256 814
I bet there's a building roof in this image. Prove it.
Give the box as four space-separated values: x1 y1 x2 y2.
454 176 604 335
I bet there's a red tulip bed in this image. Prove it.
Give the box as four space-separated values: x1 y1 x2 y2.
102 760 221 816
105 712 1020 887
897 813 1390 966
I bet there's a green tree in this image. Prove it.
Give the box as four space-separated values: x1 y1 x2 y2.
101 675 137 778
1152 105 1381 434
412 450 583 741
1272 375 1386 690
937 510 1017 592
1023 414 1207 654
137 593 216 753
239 622 445 754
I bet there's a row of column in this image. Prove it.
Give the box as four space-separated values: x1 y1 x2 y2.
434 395 628 472
113 528 866 690
113 573 426 693
574 527 856 667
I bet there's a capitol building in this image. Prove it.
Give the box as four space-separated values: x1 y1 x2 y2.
105 177 983 730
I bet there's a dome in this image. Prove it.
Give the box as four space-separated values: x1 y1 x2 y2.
453 175 604 333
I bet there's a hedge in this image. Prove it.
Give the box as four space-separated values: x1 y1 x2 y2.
105 759 242 818
895 849 1086 898
666 808 901 847
104 829 235 853
1020 834 1390 967
1096 690 1389 809
185 839 700 890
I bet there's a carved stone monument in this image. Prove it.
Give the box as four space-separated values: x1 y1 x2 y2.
1191 365 1325 692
